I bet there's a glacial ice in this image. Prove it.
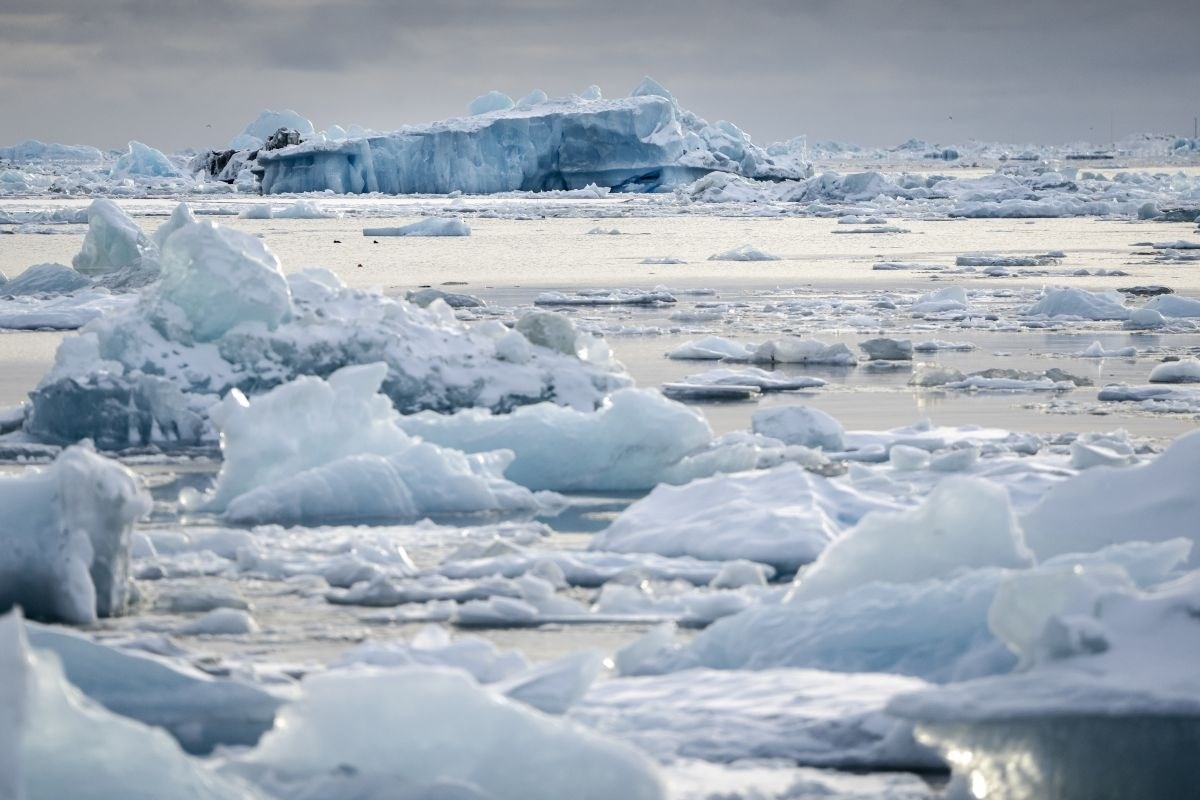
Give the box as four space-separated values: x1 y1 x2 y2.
0 445 150 624
184 364 544 525
363 217 471 236
26 224 626 449
109 140 181 179
230 666 665 800
230 109 315 151
591 464 898 572
256 81 806 194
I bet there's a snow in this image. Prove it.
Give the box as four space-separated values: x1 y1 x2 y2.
1149 358 1200 383
570 667 941 769
789 477 1033 603
183 363 544 525
751 405 844 450
157 220 293 342
231 666 665 800
591 464 897 572
363 217 471 236
26 225 626 449
708 244 781 261
397 388 753 492
257 83 806 194
468 90 516 115
1021 429 1200 559
109 140 181 179
0 445 150 625
1024 287 1130 320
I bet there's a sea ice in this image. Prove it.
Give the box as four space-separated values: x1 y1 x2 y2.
109 140 181 179
71 198 158 280
1024 287 1130 320
1 263 92 296
1149 358 1200 383
751 405 844 450
708 244 781 261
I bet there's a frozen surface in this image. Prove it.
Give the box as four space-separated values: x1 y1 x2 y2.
0 445 150 624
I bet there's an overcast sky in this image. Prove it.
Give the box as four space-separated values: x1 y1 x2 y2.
1 0 1197 152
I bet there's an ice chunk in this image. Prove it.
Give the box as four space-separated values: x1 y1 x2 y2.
1124 307 1167 329
516 89 548 106
0 445 150 625
676 367 825 392
0 139 103 162
109 140 181 179
910 286 969 313
1149 358 1200 383
398 388 730 492
270 199 339 219
151 202 197 250
666 336 754 361
1 263 91 295
25 623 282 754
4 611 263 800
1024 287 1130 320
468 90 516 116
791 477 1033 602
750 338 857 365
363 217 471 236
231 666 665 800
157 221 292 342
708 244 781 261
335 625 528 682
71 198 157 277
1075 340 1137 358
751 405 844 450
185 364 543 525
859 337 913 361
1022 429 1200 558
514 309 581 355
178 608 259 635
592 463 897 572
1146 294 1200 317
231 109 315 150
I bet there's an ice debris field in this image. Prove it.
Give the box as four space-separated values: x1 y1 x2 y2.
3 80 1200 800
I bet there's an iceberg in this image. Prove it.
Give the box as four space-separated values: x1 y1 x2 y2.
1023 287 1130 320
184 364 546 525
751 405 844 450
0 445 150 625
230 109 315 151
256 80 807 195
1 263 91 295
468 90 515 115
0 139 104 163
25 223 626 449
109 140 181 179
71 198 158 279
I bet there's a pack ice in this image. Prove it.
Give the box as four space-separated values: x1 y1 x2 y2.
256 78 808 194
24 220 627 449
